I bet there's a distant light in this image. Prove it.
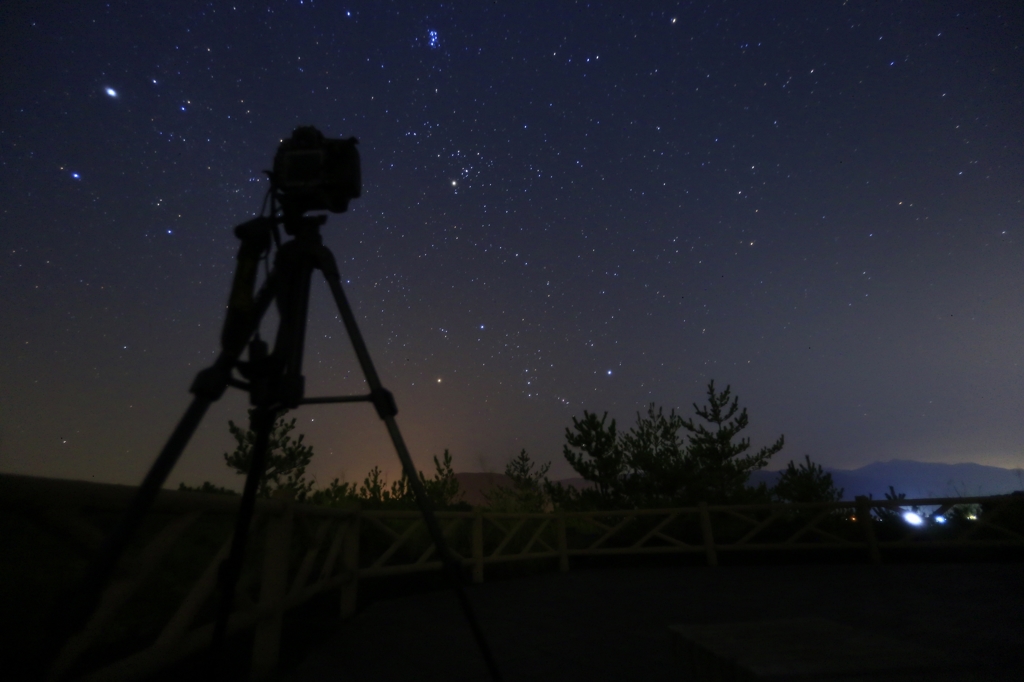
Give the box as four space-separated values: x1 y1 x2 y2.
966 514 977 521
71 172 81 180
933 515 947 524
903 511 924 526
607 370 612 375
105 87 118 98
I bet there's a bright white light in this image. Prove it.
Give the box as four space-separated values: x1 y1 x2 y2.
903 511 924 526
933 515 947 524
105 87 118 98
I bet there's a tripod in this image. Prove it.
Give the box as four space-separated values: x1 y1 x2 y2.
47 210 502 680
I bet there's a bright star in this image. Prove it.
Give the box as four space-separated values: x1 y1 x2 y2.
105 87 118 98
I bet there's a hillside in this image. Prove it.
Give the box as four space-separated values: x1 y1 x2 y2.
751 460 1024 500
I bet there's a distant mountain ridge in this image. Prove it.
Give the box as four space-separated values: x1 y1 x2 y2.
458 461 1024 506
750 460 1024 500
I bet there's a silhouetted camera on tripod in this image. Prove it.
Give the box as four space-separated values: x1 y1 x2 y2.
271 126 361 215
44 125 502 682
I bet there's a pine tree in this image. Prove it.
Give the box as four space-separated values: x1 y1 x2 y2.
619 404 690 505
223 409 315 500
484 449 552 512
558 380 784 508
772 455 844 503
352 450 466 510
678 381 783 503
421 449 466 508
561 411 628 506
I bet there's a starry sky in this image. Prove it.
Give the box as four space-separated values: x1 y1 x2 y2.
1 1 1022 492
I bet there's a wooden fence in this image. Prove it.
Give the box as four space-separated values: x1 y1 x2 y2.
1 474 1021 681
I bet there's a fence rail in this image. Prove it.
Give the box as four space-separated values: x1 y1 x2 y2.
1 474 1020 681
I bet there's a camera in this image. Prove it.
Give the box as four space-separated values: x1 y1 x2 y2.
271 126 361 214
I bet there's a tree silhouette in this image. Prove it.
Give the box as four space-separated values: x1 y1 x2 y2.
556 380 784 507
183 413 466 509
561 411 627 505
223 409 315 500
316 450 466 510
773 454 844 503
679 380 784 503
619 404 690 505
484 449 552 512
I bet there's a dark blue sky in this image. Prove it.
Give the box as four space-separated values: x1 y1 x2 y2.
1 1 1021 490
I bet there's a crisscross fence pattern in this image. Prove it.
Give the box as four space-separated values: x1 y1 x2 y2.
1 475 358 682
2 474 1021 681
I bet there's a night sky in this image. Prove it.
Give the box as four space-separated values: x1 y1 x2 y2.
1 1 1022 492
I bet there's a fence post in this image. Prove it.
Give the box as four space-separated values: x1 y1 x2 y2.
251 491 294 681
855 496 882 565
339 503 360 618
556 509 569 573
698 501 718 567
472 508 484 584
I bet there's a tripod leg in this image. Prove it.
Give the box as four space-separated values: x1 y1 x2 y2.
42 396 213 679
209 404 278 672
317 256 503 682
380 415 504 681
42 257 281 679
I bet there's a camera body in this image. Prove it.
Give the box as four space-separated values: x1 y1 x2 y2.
271 126 361 214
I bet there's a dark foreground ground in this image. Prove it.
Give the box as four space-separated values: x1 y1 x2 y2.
285 562 1024 682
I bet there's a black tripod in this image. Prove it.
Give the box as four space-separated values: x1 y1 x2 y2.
47 208 502 680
